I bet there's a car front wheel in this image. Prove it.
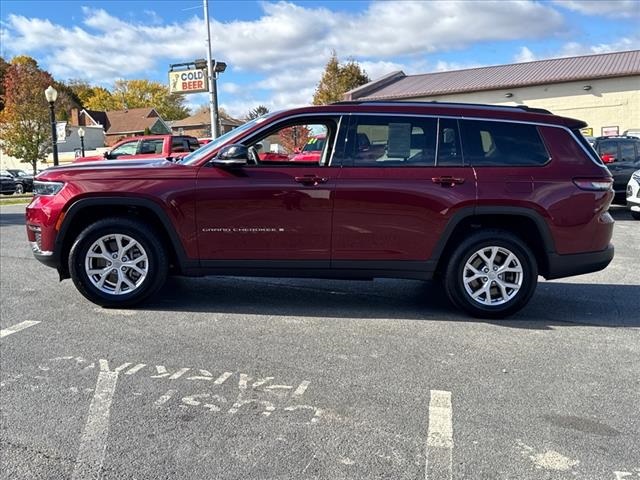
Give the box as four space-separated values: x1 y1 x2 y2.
68 218 168 307
15 184 24 194
444 230 538 318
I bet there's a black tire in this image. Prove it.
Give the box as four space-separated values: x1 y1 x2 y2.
15 184 24 194
444 229 538 319
68 217 168 307
631 211 640 220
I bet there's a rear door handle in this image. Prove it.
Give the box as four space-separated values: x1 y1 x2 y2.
294 175 328 186
432 176 465 187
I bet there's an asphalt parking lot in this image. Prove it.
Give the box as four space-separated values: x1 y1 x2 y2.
1 203 639 480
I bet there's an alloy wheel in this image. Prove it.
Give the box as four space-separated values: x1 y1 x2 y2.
84 234 148 295
462 246 523 306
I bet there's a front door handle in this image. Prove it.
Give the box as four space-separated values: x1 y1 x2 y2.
294 175 328 186
432 176 465 187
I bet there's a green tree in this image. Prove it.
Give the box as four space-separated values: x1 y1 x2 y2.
83 86 117 112
245 105 270 120
65 79 108 109
0 58 56 175
312 51 370 105
112 79 189 120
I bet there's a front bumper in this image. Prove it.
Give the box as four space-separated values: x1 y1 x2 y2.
546 244 614 280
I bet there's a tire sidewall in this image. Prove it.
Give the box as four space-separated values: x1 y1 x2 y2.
446 232 538 318
69 219 167 307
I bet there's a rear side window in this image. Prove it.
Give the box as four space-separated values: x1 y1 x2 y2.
460 120 549 166
619 141 636 162
187 138 200 151
140 139 164 155
437 118 463 166
344 115 437 166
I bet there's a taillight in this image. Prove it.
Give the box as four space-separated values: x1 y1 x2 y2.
573 177 613 191
601 154 615 164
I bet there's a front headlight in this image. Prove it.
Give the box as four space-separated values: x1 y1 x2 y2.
33 180 65 196
632 171 640 183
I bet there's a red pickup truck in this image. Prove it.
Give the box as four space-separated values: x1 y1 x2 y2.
74 135 201 163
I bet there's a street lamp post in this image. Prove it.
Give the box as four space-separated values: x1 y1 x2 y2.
78 127 85 157
44 86 59 166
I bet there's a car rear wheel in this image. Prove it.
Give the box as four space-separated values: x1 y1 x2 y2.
69 218 168 307
444 230 537 318
15 184 24 194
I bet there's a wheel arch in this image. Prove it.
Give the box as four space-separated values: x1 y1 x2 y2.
433 206 555 278
56 197 193 279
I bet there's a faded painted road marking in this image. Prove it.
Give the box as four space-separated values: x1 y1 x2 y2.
516 440 579 472
71 360 124 480
426 390 453 480
154 389 177 407
0 320 40 338
45 355 322 422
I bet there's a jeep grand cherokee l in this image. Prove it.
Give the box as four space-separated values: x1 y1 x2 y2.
26 102 614 318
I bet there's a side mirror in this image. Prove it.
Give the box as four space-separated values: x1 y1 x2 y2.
212 144 248 167
103 151 114 160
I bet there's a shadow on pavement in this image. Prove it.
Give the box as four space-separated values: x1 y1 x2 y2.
608 205 634 221
0 213 26 227
144 276 639 329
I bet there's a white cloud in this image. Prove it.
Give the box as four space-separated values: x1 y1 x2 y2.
332 1 564 57
514 35 640 63
515 46 537 63
358 60 406 79
553 0 640 18
433 60 485 72
0 0 574 117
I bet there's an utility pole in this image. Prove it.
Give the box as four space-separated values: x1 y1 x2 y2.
203 0 219 139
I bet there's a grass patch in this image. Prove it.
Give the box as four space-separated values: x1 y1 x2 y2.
0 197 32 206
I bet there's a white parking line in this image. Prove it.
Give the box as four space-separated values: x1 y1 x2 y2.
0 320 40 338
71 370 119 480
426 390 453 480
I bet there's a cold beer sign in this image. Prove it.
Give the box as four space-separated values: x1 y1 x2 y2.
169 68 208 94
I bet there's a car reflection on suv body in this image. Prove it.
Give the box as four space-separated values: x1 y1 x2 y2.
26 101 614 318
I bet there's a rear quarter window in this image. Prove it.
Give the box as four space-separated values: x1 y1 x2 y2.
460 120 549 166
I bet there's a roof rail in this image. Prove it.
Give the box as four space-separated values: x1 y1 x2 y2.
330 100 552 115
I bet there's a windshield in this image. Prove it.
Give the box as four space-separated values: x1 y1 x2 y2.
180 113 277 165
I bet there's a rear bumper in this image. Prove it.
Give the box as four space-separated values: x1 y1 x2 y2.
545 244 614 280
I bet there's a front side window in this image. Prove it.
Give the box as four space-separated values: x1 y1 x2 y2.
110 140 139 157
343 116 437 167
243 119 337 166
460 120 549 166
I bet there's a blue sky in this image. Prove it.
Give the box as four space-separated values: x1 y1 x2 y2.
1 0 639 118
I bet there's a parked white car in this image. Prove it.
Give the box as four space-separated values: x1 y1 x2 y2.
627 169 640 220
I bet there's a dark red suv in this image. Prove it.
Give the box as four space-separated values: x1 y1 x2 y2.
26 102 614 318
